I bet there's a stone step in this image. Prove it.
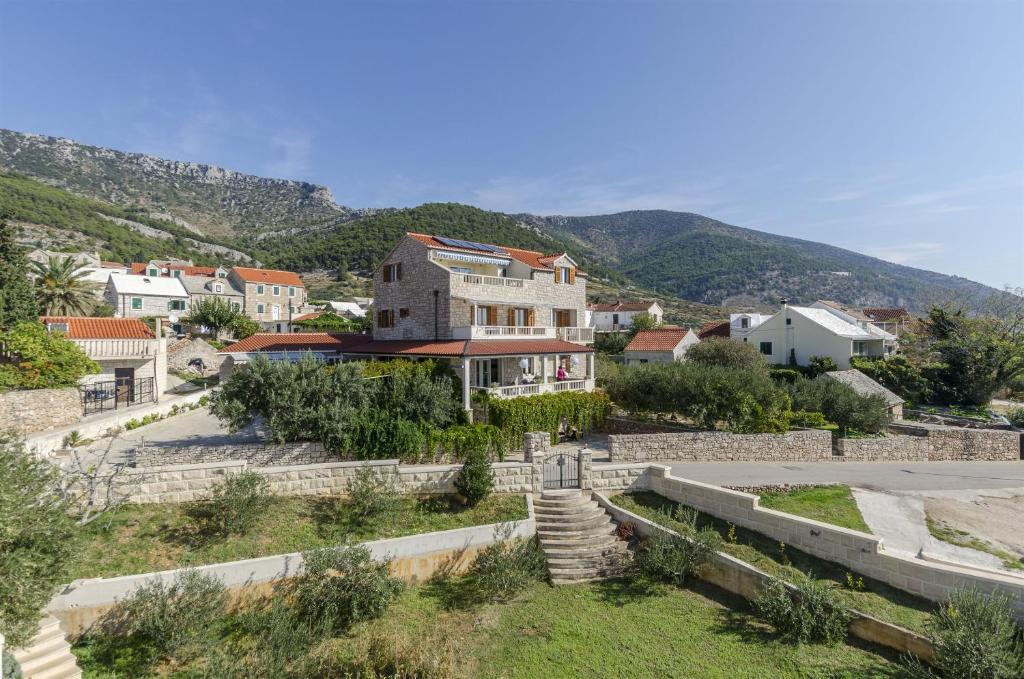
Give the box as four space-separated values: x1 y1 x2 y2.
546 552 632 570
30 657 83 679
535 507 607 526
541 539 624 559
538 522 616 540
533 500 599 517
536 514 611 534
18 646 78 679
14 632 69 669
534 495 590 509
548 565 628 581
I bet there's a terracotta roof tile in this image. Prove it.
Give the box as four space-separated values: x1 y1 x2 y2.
222 332 369 354
230 267 305 287
342 338 594 357
625 328 692 352
292 312 323 322
588 300 658 312
101 261 126 269
40 316 155 339
466 339 593 356
697 320 730 339
861 308 911 322
344 339 469 356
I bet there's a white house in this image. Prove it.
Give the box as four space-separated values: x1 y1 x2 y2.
105 273 189 320
323 301 367 318
588 300 664 332
732 303 885 369
623 328 699 365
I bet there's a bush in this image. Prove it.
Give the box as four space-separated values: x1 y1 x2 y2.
785 376 889 436
488 391 610 448
91 570 227 665
594 331 630 355
635 507 721 585
201 470 272 537
0 433 77 648
789 410 829 428
807 355 839 377
0 321 98 390
686 337 769 374
753 576 851 645
1 649 20 679
347 465 400 518
290 545 404 635
428 423 504 463
454 446 493 506
466 524 548 602
1007 407 1024 428
902 587 1024 679
769 367 803 384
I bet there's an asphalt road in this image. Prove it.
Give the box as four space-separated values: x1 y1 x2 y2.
663 460 1024 491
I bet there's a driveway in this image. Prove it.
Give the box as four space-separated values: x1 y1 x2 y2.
663 460 1024 491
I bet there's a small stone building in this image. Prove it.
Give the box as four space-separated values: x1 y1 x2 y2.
623 328 699 365
824 368 904 419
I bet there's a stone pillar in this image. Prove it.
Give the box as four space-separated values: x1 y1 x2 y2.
578 449 593 490
523 431 551 462
531 451 546 494
542 355 549 384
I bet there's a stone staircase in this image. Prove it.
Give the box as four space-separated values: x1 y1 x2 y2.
10 615 82 679
535 489 632 584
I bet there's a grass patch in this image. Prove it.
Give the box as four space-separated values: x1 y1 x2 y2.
170 369 219 389
611 492 936 634
926 515 1024 571
75 580 904 678
69 494 526 580
756 485 871 533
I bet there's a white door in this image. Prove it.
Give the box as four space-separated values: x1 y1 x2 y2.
272 305 280 320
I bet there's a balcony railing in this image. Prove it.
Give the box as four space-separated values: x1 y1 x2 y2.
80 377 156 415
459 273 524 288
452 325 556 340
471 379 594 400
558 327 594 344
73 339 158 358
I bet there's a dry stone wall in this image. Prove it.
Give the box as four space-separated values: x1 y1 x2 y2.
129 441 338 467
608 430 834 462
0 387 81 435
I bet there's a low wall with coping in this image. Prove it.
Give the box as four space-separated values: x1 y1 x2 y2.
596 493 936 662
48 498 536 636
591 463 653 492
601 416 699 435
129 441 339 467
640 466 1024 619
608 430 834 462
0 387 81 436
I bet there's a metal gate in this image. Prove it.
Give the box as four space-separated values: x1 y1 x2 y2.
543 451 580 489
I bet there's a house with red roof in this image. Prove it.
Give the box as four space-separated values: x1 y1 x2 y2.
623 328 699 365
227 267 308 332
41 316 168 411
587 300 663 332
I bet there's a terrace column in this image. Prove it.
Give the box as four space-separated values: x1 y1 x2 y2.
542 355 549 384
586 353 594 381
461 359 472 414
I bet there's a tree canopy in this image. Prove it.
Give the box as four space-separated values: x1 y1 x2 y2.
32 255 98 316
0 215 38 327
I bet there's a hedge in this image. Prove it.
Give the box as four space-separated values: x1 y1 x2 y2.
488 391 610 448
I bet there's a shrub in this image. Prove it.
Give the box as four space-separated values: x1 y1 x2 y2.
487 391 610 448
785 376 889 436
455 446 493 506
0 321 98 390
1007 407 1024 428
202 470 272 537
91 570 227 664
347 465 401 518
467 524 548 602
290 545 404 635
686 337 769 374
806 355 839 377
769 367 803 384
902 587 1024 679
1 649 20 679
753 576 851 644
428 423 504 463
228 314 261 340
0 433 77 648
635 507 721 586
594 331 630 355
789 410 828 428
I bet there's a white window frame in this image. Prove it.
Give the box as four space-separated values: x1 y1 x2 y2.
213 283 223 293
272 285 281 296
288 286 296 298
256 284 265 294
148 268 159 277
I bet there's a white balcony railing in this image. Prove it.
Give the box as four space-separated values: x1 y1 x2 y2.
452 325 556 340
552 378 589 392
73 339 157 358
558 327 594 344
471 379 594 400
459 273 524 288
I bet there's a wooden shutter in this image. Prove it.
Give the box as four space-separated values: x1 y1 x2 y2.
527 308 535 327
568 267 576 284
396 262 402 281
507 308 515 326
383 265 391 283
553 268 561 284
486 306 497 326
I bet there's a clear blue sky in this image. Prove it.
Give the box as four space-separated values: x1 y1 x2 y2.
1 0 1021 288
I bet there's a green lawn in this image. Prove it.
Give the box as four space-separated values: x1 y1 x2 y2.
756 484 871 533
69 494 526 580
75 581 904 678
611 492 936 634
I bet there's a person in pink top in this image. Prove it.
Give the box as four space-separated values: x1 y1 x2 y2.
556 365 567 381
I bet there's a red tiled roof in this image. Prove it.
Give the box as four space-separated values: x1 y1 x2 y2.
231 267 305 287
129 262 148 275
100 261 125 269
697 320 730 339
466 339 593 356
183 266 217 276
40 316 155 339
292 312 323 322
405 233 579 273
344 339 469 356
862 308 911 322
343 338 594 357
222 332 369 354
625 328 692 352
588 300 658 312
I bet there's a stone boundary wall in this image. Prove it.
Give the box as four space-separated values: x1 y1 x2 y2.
0 387 81 436
601 416 699 435
129 441 339 467
875 422 1021 461
48 499 536 636
608 430 834 463
104 458 536 505
641 466 1024 620
591 463 652 492
596 493 936 662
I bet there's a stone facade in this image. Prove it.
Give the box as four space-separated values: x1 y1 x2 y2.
591 463 652 492
837 424 1020 461
228 270 306 329
129 441 338 468
608 430 835 462
167 337 226 373
0 387 81 435
523 431 552 461
602 416 699 435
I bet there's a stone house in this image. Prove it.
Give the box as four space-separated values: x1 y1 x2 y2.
824 368 904 419
41 316 168 411
105 273 189 321
227 267 307 332
624 327 699 365
588 300 663 332
180 274 245 313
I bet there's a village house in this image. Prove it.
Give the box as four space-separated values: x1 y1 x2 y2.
41 316 168 413
861 307 912 336
623 327 699 365
729 301 886 369
588 300 663 332
104 273 189 324
823 368 905 420
227 267 307 331
129 260 227 279
810 300 899 355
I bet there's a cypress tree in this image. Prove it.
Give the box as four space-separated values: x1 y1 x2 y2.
0 213 39 327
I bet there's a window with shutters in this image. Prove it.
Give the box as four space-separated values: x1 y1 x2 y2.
378 309 395 328
168 299 186 312
383 262 402 282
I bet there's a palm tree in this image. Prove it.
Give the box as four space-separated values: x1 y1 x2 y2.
32 256 98 316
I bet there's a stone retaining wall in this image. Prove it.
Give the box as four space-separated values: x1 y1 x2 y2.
129 441 339 467
601 416 698 435
591 463 652 492
0 387 81 436
641 466 1024 619
608 429 834 462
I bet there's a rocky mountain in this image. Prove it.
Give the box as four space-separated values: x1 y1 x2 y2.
0 129 1006 314
0 129 348 239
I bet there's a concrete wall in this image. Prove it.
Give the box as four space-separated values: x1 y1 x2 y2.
591 463 652 492
642 465 1024 619
48 499 536 636
608 429 835 462
0 387 81 435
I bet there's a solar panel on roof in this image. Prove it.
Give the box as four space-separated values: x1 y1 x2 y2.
435 237 503 254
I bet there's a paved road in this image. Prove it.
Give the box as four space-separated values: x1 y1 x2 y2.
663 460 1024 491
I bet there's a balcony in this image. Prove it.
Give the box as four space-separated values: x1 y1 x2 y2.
558 327 594 344
458 273 524 288
73 339 158 359
471 378 594 400
452 325 557 340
